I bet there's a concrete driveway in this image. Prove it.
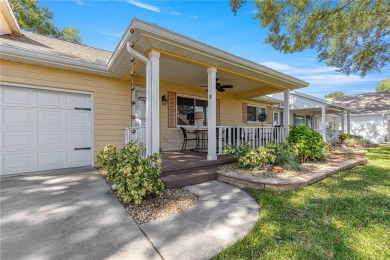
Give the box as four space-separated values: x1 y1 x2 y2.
0 168 161 260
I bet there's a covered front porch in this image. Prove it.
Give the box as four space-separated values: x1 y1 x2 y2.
119 19 308 161
271 91 353 142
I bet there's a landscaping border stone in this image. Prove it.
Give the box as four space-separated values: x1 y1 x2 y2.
217 158 367 191
333 143 379 148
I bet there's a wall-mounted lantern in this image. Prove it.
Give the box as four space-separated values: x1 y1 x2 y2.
161 95 168 105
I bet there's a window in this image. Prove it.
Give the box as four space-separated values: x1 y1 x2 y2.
247 105 266 122
177 96 208 126
294 115 305 125
273 111 281 126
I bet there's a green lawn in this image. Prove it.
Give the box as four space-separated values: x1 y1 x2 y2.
215 145 390 259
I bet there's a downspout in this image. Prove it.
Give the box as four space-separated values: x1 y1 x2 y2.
126 41 152 156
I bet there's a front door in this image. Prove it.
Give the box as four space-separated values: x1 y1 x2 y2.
133 89 146 127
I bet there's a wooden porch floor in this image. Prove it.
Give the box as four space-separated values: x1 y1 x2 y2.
161 151 235 188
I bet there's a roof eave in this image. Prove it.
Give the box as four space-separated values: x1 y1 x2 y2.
1 45 110 75
110 18 309 89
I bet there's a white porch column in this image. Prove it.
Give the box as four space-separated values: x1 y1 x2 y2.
283 90 290 138
207 68 217 160
148 51 160 154
341 111 345 133
321 106 326 141
347 111 351 134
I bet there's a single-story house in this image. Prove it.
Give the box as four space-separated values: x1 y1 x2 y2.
0 2 308 176
268 91 354 142
332 91 390 143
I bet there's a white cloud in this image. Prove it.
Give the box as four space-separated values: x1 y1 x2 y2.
189 15 199 20
244 9 258 16
100 31 123 38
75 0 84 5
168 10 181 16
126 0 161 13
259 61 390 97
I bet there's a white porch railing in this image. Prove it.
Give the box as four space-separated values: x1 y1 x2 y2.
217 126 288 154
124 126 146 145
124 126 287 155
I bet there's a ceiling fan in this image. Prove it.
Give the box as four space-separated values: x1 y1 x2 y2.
201 78 234 92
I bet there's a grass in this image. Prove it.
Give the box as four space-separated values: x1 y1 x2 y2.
215 145 390 259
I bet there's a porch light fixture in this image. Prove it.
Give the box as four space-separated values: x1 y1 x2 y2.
161 95 167 105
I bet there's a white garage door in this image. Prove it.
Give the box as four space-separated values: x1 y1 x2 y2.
0 86 93 175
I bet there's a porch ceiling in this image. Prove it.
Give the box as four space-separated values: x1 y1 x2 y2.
134 56 271 95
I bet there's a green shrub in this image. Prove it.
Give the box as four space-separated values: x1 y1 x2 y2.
238 148 272 170
224 143 273 170
265 142 301 171
319 144 333 161
96 144 118 180
96 142 165 205
287 125 326 162
338 133 353 144
344 135 371 145
223 143 252 158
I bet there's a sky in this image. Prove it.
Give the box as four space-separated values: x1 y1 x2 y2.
41 0 389 98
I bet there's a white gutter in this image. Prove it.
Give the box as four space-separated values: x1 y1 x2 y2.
126 41 152 156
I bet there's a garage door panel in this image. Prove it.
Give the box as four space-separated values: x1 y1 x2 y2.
66 93 91 109
2 108 36 128
37 151 64 170
1 86 93 175
66 111 91 128
2 131 37 151
66 131 91 147
2 152 37 174
37 110 64 128
37 90 65 108
38 131 64 149
1 86 37 106
67 150 91 167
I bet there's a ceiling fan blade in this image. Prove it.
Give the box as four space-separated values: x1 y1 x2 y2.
217 88 226 92
221 85 234 88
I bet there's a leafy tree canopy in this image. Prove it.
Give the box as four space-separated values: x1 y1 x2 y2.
230 0 390 77
324 91 346 98
9 0 82 43
375 79 390 92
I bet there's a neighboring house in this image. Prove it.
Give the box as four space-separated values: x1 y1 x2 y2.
0 1 308 176
269 91 353 142
332 91 390 143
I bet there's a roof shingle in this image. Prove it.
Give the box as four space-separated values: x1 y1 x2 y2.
0 30 112 64
333 91 390 114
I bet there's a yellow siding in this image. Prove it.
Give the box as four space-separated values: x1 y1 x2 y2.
0 60 131 156
1 60 274 154
157 81 274 151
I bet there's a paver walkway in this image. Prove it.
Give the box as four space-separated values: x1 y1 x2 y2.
0 168 161 260
140 181 259 260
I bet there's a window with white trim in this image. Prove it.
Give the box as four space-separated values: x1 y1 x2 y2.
273 111 281 126
247 105 266 122
294 115 305 125
177 96 208 126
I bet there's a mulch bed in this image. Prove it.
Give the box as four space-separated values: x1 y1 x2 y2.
219 158 346 179
97 167 198 225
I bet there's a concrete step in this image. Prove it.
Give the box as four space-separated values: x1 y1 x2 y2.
161 166 218 189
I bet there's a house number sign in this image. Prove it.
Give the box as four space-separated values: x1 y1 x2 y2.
138 97 146 103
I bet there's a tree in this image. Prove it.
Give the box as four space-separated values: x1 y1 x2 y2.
324 91 346 99
58 26 82 44
375 79 390 92
230 0 390 77
9 0 82 43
